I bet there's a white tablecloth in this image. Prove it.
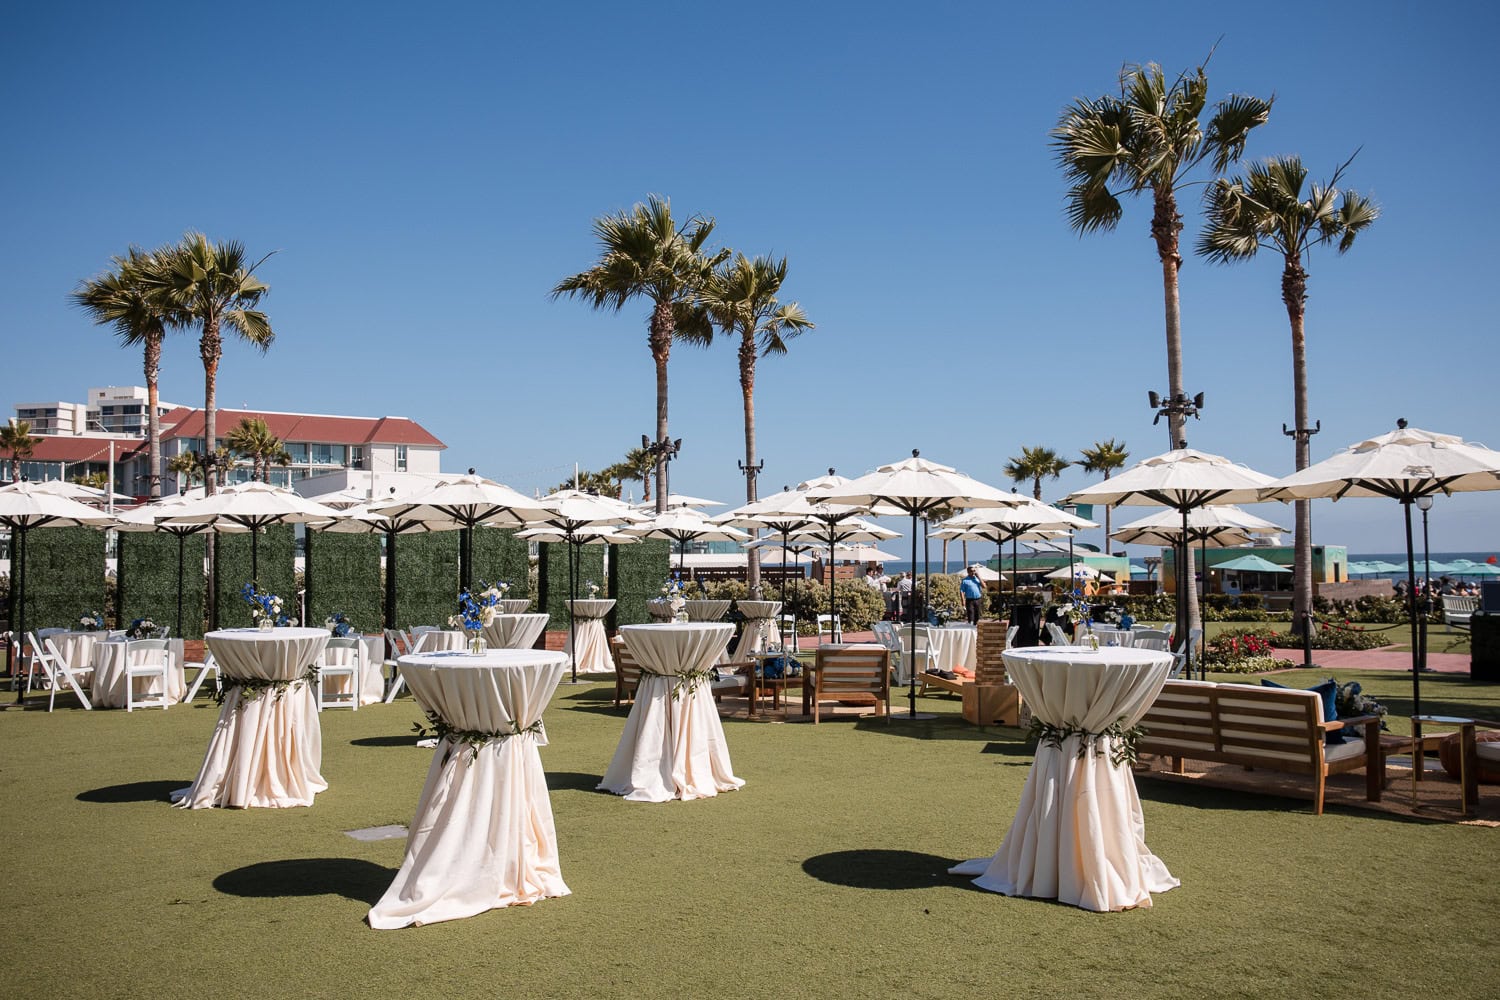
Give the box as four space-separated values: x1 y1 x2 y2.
950 645 1178 912
564 599 615 674
90 638 187 707
49 631 104 676
369 649 570 929
927 625 978 673
494 598 532 616
684 600 732 622
174 628 330 809
600 623 743 803
412 630 467 653
318 634 385 705
482 613 550 650
735 601 782 656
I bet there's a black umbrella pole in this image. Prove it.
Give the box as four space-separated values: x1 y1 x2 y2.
568 539 579 683
12 527 25 701
1404 501 1421 717
384 530 398 632
908 513 918 717
176 534 185 639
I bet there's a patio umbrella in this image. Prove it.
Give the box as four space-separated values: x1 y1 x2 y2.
813 451 1020 719
15 479 133 507
321 496 463 632
0 482 114 701
1043 563 1112 581
530 491 646 682
371 473 552 590
625 508 751 574
936 499 1095 594
159 480 341 590
645 493 725 511
1066 448 1275 675
785 517 900 626
1260 420 1500 715
1112 505 1286 622
833 543 903 564
113 497 244 639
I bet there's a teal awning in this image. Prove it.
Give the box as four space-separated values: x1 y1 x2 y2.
1215 553 1291 573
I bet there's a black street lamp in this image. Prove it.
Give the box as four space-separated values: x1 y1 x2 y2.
641 435 682 514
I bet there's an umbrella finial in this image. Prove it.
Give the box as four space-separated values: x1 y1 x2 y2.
1396 417 1408 430
911 449 919 458
468 467 476 475
828 467 835 476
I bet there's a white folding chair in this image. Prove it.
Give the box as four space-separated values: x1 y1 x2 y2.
816 613 843 644
152 626 171 639
1005 625 1018 647
26 633 93 712
777 614 798 652
870 621 906 684
124 638 171 712
1132 628 1171 652
1171 627 1204 679
182 650 221 703
385 626 435 703
382 628 414 701
316 636 363 711
1045 622 1072 646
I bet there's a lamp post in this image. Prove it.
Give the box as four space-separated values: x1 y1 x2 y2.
85 419 116 515
1416 495 1433 673
641 434 682 515
1148 389 1204 665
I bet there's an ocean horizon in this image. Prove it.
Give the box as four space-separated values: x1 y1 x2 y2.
872 551 1498 577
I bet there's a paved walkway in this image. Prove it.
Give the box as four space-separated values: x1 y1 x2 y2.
1267 646 1469 673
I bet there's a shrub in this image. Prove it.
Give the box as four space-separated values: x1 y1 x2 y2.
1205 627 1281 669
1213 654 1295 675
780 579 885 632
916 574 963 624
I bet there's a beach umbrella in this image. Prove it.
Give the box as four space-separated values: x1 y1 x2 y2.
936 499 1095 594
159 480 341 590
1066 448 1275 673
625 508 751 574
813 450 1021 719
529 492 646 682
1455 562 1500 577
321 498 463 631
0 483 114 701
9 479 133 506
371 473 552 590
1213 554 1291 573
1260 420 1500 714
644 493 724 510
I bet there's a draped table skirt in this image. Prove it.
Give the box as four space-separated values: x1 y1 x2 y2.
564 599 615 674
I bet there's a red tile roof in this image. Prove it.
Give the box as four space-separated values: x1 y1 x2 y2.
10 436 145 462
157 407 445 449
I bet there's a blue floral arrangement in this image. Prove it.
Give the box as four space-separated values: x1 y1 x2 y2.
241 583 293 626
447 581 503 633
323 612 356 637
78 611 105 632
660 574 684 597
126 617 157 639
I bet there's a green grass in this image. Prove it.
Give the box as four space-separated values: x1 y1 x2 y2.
3 671 1499 1000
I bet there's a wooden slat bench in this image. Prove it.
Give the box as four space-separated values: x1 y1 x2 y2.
1138 679 1384 815
806 645 890 724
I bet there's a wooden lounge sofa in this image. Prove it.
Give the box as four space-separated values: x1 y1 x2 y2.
806 645 890 724
1442 594 1478 629
1137 680 1384 815
609 635 755 710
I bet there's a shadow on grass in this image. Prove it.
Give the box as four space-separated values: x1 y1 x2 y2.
556 686 616 703
852 714 1023 743
546 770 606 793
214 858 394 905
351 735 421 749
77 780 191 803
1134 771 1450 825
802 849 988 893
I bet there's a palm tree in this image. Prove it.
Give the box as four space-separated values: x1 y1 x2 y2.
140 233 275 496
604 446 655 504
552 195 729 512
71 248 175 498
226 417 290 482
1079 438 1130 552
1054 59 1271 450
167 450 204 491
0 419 38 482
694 254 814 595
1005 446 1070 501
1200 153 1378 636
551 468 621 498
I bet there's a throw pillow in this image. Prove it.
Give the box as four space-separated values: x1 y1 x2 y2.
1261 678 1345 745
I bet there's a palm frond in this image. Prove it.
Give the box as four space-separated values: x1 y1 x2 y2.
1064 182 1122 234
1204 94 1273 174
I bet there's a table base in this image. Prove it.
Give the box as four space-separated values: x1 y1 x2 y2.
174 683 326 809
599 677 745 802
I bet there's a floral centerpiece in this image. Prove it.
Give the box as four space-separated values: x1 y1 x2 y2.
323 612 356 637
584 579 600 598
125 617 157 639
242 583 295 630
649 575 686 621
447 583 502 654
78 611 105 632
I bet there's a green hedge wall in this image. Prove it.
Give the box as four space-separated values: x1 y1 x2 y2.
609 539 670 628
538 542 603 626
305 530 382 635
214 526 296 628
472 527 530 603
394 532 459 630
19 527 106 633
118 532 206 639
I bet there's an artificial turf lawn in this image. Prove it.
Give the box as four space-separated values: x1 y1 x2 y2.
3 670 1498 1000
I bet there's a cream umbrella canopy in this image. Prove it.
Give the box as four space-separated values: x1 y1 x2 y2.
936 499 1097 593
1065 448 1276 667
370 473 553 591
813 451 1022 719
1260 420 1500 714
625 508 751 574
319 498 464 632
0 483 115 701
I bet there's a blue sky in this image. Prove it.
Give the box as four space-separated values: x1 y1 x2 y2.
4 1 1497 558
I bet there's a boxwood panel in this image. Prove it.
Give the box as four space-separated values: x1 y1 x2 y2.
19 527 106 632
305 530 382 635
394 532 459 630
608 539 670 628
118 532 206 639
538 542 603 625
213 526 296 628
472 527 530 602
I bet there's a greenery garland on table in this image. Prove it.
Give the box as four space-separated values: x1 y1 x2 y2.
411 711 546 764
210 669 318 708
1026 715 1146 768
670 668 713 701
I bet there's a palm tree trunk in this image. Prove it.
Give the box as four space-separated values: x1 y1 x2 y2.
145 333 162 499
1284 260 1314 638
202 317 221 630
1032 476 1042 501
740 334 762 596
650 301 672 514
1102 470 1112 559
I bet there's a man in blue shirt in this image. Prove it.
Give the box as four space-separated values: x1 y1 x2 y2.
960 565 985 625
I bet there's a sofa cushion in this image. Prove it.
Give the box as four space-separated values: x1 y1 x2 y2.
1323 736 1369 765
1261 678 1345 744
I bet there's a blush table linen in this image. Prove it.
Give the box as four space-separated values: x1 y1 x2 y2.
368 649 570 929
599 623 743 803
89 638 187 707
927 625 978 673
564 599 615 673
482 613 550 651
735 601 783 657
949 645 1178 912
174 628 330 809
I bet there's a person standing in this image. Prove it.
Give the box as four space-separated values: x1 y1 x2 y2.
960 565 984 625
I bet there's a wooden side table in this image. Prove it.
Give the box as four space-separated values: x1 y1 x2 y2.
1411 715 1479 816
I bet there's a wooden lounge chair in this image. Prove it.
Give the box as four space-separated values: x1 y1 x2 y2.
609 636 643 707
807 645 890 724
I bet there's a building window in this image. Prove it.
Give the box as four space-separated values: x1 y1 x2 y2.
310 443 345 466
395 445 408 472
349 446 364 470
